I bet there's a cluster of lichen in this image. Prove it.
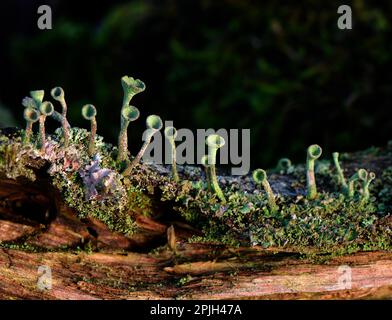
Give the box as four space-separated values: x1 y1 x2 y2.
158 143 391 253
1 75 391 255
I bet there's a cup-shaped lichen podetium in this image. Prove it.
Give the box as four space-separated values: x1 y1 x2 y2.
30 90 45 104
82 104 98 157
30 90 45 106
201 155 212 191
121 76 146 107
123 115 163 176
253 169 277 214
206 134 226 204
347 168 367 198
51 86 69 147
362 171 376 201
332 152 348 193
23 107 40 144
117 105 140 162
164 126 179 182
276 158 292 174
306 144 322 200
38 101 54 151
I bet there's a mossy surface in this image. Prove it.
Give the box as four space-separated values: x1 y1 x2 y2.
157 143 392 255
1 128 391 256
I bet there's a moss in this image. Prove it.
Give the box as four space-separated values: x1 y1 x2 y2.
1 79 392 258
0 135 37 181
159 166 392 255
126 184 156 217
2 125 391 257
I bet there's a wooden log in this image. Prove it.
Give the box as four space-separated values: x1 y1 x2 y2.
1 244 392 299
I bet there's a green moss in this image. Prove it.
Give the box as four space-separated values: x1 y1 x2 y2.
1 83 392 258
0 135 37 181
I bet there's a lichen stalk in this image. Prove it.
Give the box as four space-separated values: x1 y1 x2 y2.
332 152 348 193
51 87 69 148
206 134 226 204
38 101 54 152
253 169 277 213
209 160 226 204
24 121 33 144
128 133 153 170
82 104 98 157
362 172 375 201
347 169 367 198
201 155 212 192
89 117 97 156
118 76 145 162
118 117 130 162
38 115 45 150
164 127 179 182
306 144 322 200
123 115 162 175
117 105 140 163
23 107 39 145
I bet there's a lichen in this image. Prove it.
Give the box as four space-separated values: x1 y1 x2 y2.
1 76 391 257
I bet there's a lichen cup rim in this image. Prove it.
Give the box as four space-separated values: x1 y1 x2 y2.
206 134 225 149
253 168 267 183
121 105 140 121
146 115 163 130
24 107 40 122
39 101 54 116
121 76 146 94
51 87 65 100
82 104 97 120
30 90 45 104
307 144 322 159
358 168 368 181
164 126 177 139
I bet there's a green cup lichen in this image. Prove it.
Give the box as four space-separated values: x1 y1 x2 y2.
347 168 367 198
118 76 145 162
121 76 146 107
276 158 292 174
38 101 54 151
117 105 140 162
30 90 45 106
253 168 278 213
362 171 375 201
82 104 98 157
51 86 69 147
306 144 322 200
206 134 226 204
124 115 163 175
164 126 179 182
201 154 212 191
332 152 348 193
8 75 392 255
23 107 40 144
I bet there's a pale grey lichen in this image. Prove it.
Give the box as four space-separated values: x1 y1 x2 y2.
79 154 123 201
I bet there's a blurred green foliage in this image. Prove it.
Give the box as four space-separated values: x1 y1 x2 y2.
1 0 392 168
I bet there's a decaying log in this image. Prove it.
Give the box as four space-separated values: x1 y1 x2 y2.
1 140 392 299
1 243 392 299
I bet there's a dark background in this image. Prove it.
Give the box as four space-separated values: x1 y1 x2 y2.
0 0 391 169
